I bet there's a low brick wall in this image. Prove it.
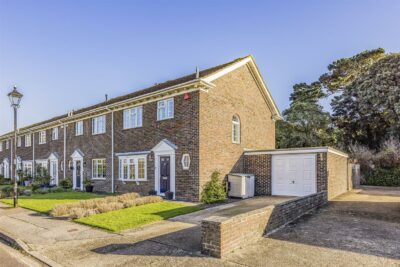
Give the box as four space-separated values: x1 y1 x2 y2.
201 191 327 258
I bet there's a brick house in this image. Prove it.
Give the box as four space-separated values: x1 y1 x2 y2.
0 56 281 201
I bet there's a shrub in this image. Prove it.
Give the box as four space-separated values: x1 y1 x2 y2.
374 138 400 168
365 167 400 187
201 171 227 204
31 181 41 192
59 178 73 189
50 193 163 219
0 186 21 198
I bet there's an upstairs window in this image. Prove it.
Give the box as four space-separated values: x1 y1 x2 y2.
6 140 10 149
25 134 32 147
52 127 59 140
232 115 241 144
17 136 22 147
92 159 106 179
39 131 46 144
0 142 2 152
157 98 174 121
92 115 106 135
75 121 84 136
123 106 143 129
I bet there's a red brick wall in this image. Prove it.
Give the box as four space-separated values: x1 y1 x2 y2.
199 65 276 198
201 191 328 258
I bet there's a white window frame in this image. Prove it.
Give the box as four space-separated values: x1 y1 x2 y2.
52 127 59 140
181 154 190 170
6 140 9 149
36 160 48 176
75 121 83 136
157 98 174 121
0 142 2 152
118 155 147 181
92 115 106 135
39 131 46 144
123 106 143 129
92 158 107 179
232 115 241 144
17 136 22 147
22 161 33 177
25 134 32 147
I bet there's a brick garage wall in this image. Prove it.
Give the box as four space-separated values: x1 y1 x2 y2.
199 65 276 197
243 154 272 195
327 152 350 200
201 191 328 258
317 152 328 192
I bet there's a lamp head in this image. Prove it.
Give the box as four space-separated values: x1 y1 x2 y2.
8 86 23 107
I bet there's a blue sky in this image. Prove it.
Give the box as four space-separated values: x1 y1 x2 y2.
0 0 399 134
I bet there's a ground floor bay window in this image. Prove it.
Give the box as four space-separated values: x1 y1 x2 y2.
118 155 147 181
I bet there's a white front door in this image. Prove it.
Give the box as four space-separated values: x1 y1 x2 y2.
50 160 58 186
272 154 316 196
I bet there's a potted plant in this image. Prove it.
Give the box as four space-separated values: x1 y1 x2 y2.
148 189 157 196
165 191 174 200
83 178 94 192
59 178 72 189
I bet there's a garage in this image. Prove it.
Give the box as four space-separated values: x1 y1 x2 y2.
271 154 316 196
243 147 352 200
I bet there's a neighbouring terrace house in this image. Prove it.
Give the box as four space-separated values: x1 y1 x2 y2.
0 56 352 202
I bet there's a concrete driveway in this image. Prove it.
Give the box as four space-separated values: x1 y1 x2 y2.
0 187 399 267
227 186 400 267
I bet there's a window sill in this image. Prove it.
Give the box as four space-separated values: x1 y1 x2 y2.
118 179 147 182
91 178 106 180
157 117 174 122
122 126 143 131
38 143 46 145
92 132 106 136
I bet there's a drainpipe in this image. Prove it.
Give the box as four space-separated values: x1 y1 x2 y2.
64 124 67 179
10 139 13 180
32 133 35 178
111 111 115 193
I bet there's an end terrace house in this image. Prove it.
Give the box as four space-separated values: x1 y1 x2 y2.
0 56 281 201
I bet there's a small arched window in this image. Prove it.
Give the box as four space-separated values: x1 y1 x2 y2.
232 115 241 144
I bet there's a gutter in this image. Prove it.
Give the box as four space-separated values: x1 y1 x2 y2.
0 79 213 140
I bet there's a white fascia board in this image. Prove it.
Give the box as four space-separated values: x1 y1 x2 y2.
203 57 252 83
203 56 281 119
245 147 348 158
0 79 213 140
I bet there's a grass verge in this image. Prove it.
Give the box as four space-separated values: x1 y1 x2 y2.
75 201 202 232
0 191 104 213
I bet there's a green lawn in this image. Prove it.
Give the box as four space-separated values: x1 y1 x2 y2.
75 202 202 232
0 191 104 213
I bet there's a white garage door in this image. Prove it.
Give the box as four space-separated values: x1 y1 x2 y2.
272 154 316 196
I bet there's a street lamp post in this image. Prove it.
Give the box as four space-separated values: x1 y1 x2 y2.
8 86 23 208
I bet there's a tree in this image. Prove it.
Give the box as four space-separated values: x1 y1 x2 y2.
277 82 334 148
321 49 400 149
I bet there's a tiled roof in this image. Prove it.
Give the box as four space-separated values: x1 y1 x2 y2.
1 56 248 137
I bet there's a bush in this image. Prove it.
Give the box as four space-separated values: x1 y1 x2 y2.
201 171 227 204
0 186 22 198
365 168 400 187
31 181 41 192
51 193 162 219
59 178 73 189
